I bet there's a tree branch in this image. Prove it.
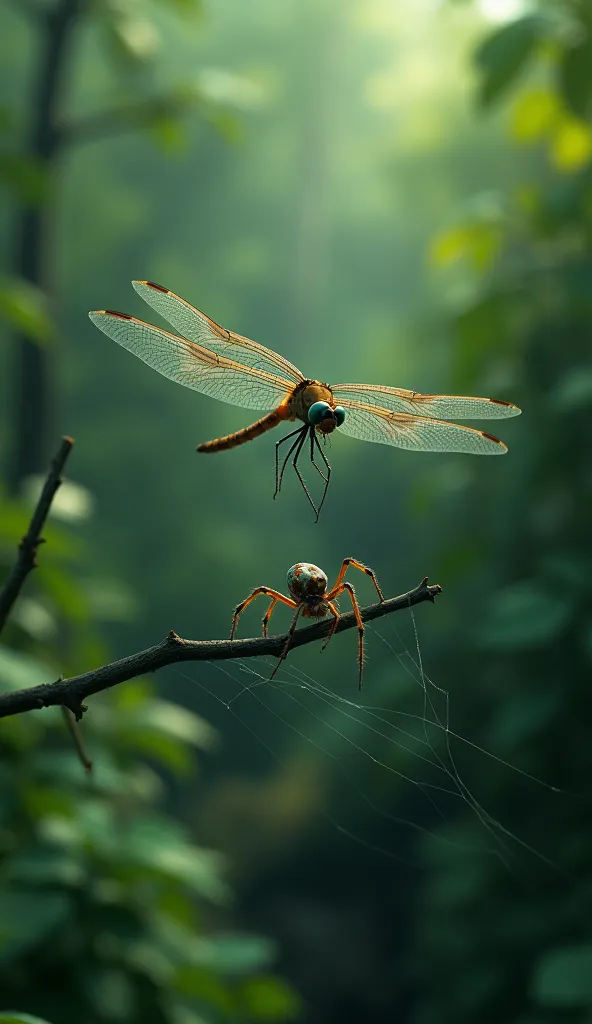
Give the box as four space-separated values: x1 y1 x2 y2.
0 435 74 636
60 93 196 147
0 578 442 721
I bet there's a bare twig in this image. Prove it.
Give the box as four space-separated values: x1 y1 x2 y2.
61 706 93 772
0 436 74 636
0 578 441 721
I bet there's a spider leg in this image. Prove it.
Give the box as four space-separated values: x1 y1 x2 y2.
292 427 321 521
262 597 291 638
320 600 340 653
275 425 307 498
328 581 365 690
310 429 332 520
230 587 296 639
270 603 302 680
328 557 385 604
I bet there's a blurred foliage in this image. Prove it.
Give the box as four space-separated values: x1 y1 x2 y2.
1 3 299 1020
0 0 258 351
411 3 592 1023
0 488 300 1023
2 0 592 1022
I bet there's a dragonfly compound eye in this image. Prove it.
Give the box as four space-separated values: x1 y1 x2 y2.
308 401 333 425
333 406 346 426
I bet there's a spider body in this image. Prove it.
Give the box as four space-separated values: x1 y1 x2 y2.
287 563 330 617
230 558 385 689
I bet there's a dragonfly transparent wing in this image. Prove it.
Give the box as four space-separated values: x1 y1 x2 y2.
338 400 508 454
88 311 295 411
331 383 521 420
133 281 305 386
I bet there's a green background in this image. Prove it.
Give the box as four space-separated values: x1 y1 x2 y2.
1 1 591 1022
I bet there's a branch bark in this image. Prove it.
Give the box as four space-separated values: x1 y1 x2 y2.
0 436 74 636
0 578 442 721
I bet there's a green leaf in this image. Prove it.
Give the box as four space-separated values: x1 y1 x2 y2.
116 700 216 775
102 7 160 64
511 88 559 143
477 581 573 650
532 945 592 1006
0 154 49 205
5 845 85 887
32 750 125 793
96 815 228 901
550 114 592 173
121 700 217 749
152 0 202 14
0 645 57 692
0 891 73 962
474 16 543 108
0 105 15 133
120 729 195 776
195 933 277 976
81 966 136 1022
197 69 263 111
0 1015 56 1024
0 277 53 345
172 966 236 1014
239 975 302 1021
559 38 592 119
149 115 187 155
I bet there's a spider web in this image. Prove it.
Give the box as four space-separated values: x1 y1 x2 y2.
172 606 566 874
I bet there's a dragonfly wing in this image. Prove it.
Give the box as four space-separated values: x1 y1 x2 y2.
88 311 294 410
338 400 508 454
133 281 305 386
332 384 521 420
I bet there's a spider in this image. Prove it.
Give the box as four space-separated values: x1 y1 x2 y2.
230 558 385 689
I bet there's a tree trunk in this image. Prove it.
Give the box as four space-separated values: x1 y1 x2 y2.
8 0 83 492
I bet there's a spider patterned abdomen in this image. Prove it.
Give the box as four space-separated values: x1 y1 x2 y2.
287 562 328 602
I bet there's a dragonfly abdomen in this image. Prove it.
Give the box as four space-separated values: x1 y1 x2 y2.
197 408 286 453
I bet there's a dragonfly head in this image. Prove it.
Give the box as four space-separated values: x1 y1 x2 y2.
308 401 346 434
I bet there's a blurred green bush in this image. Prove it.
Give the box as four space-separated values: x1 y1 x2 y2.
0 483 299 1024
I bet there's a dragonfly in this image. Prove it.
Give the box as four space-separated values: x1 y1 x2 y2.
89 281 521 520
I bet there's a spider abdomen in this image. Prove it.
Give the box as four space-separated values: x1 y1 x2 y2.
287 562 328 602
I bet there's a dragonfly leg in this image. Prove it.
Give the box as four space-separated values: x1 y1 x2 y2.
292 428 320 521
309 427 329 484
310 429 332 520
275 425 307 499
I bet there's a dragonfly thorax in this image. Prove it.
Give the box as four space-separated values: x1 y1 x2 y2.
289 380 335 424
